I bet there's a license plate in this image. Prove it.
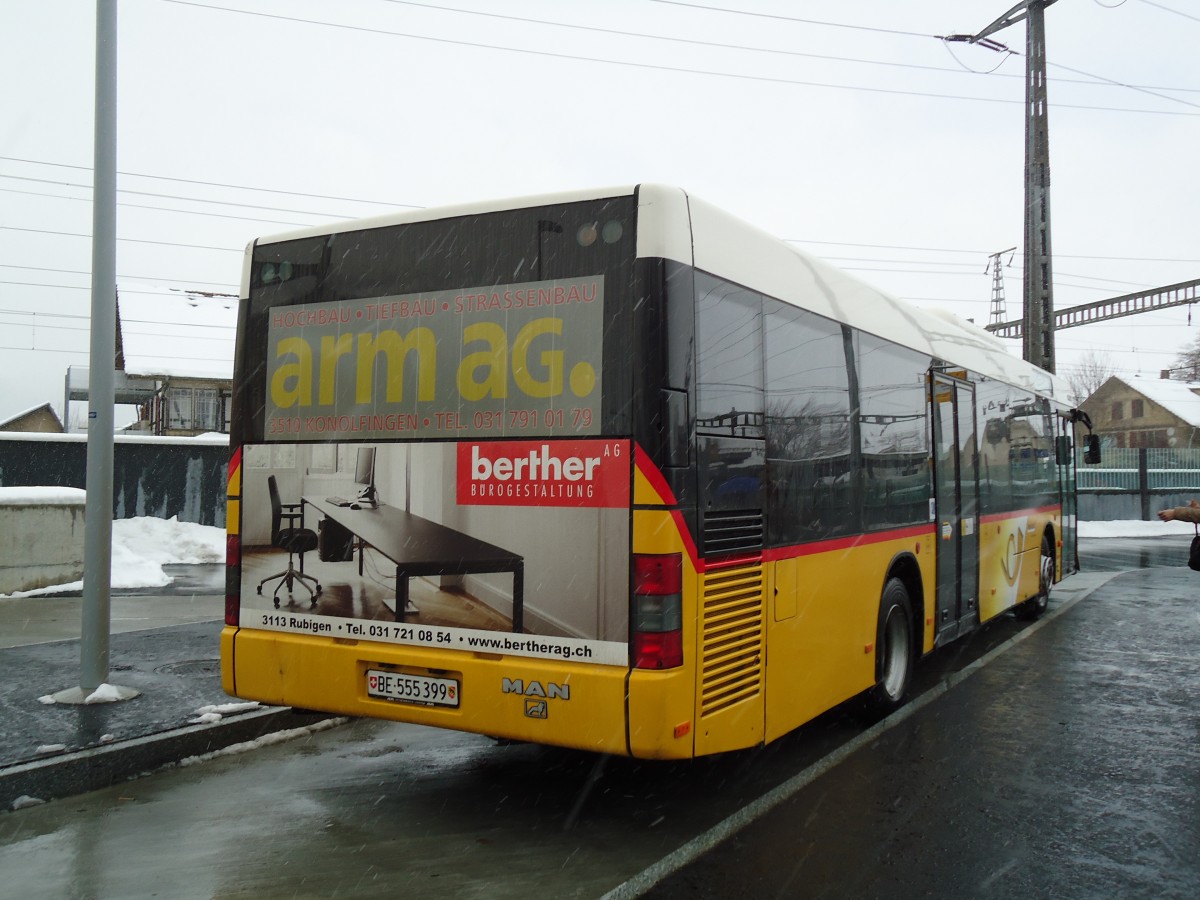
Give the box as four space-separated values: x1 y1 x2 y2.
366 669 459 707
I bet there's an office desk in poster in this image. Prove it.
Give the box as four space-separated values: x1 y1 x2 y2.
304 497 525 632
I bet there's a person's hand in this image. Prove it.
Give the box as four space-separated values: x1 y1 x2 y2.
1189 499 1200 510
1158 509 1176 522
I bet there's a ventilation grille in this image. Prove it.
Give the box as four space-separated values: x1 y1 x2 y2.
701 510 764 557
699 561 765 718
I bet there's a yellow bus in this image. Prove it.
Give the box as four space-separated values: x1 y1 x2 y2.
221 184 1093 759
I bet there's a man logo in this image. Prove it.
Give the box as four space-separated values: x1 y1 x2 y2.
525 699 548 719
502 677 570 700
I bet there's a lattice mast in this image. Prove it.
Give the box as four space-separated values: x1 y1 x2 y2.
988 247 1017 329
943 0 1059 373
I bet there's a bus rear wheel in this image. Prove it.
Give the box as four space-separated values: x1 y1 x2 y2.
1015 533 1055 621
862 578 914 718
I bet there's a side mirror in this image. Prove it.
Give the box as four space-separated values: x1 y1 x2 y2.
1083 434 1101 465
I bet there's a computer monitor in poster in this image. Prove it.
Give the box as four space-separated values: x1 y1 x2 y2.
354 446 377 505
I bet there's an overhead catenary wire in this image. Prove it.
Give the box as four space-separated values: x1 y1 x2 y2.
380 0 1022 82
1138 0 1200 25
0 224 240 254
0 264 237 290
0 185 313 230
0 155 416 211
156 0 1199 116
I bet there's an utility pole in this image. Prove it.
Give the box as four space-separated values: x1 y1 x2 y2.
987 247 1017 329
944 1 1059 373
51 0 138 705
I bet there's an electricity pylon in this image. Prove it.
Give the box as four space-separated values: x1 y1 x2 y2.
944 1 1059 373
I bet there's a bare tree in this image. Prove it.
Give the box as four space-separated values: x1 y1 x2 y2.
1168 334 1200 381
1063 349 1115 406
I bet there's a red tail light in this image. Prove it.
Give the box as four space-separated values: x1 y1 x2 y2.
632 553 683 669
634 553 682 595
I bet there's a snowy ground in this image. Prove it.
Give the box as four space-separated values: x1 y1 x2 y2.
1078 519 1195 538
0 513 1191 600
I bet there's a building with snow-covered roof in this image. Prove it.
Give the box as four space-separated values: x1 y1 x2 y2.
64 286 238 436
0 402 64 434
1082 374 1200 449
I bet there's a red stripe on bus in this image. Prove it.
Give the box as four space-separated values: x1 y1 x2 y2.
671 509 702 572
762 524 935 562
227 446 241 493
633 446 701 571
702 553 765 572
633 444 679 506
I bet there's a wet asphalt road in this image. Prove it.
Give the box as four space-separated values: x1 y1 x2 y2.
1078 534 1191 572
638 551 1200 899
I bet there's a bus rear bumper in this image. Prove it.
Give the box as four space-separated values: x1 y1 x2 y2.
222 626 636 756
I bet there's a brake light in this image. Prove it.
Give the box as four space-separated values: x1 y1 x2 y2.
632 553 683 669
225 533 241 626
633 630 683 669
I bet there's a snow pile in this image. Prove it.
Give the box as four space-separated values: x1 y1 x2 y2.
178 717 348 767
37 684 141 705
0 515 225 599
112 515 227 578
188 701 260 725
82 683 129 704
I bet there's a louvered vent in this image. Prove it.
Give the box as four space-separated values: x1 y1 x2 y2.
701 510 764 557
699 561 765 718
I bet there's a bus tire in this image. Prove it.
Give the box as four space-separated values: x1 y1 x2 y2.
1015 532 1055 621
862 577 915 718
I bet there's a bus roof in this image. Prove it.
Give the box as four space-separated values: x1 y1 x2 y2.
247 183 1067 403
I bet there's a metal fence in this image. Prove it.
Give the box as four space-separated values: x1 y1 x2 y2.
1076 447 1200 492
0 434 229 526
1076 447 1200 520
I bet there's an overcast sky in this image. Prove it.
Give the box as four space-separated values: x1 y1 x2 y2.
2 0 1198 425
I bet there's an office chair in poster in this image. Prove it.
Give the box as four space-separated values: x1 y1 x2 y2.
257 475 322 608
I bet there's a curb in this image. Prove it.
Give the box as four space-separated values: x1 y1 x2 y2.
1 707 337 809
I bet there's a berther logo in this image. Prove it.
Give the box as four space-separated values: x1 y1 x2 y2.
456 439 630 508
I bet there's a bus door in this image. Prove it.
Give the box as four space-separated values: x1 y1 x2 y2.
931 374 980 644
1056 413 1079 575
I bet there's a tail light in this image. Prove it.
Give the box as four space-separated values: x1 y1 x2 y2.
225 533 241 626
632 553 683 669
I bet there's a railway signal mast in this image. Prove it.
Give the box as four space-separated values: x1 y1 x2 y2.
945 1 1059 373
